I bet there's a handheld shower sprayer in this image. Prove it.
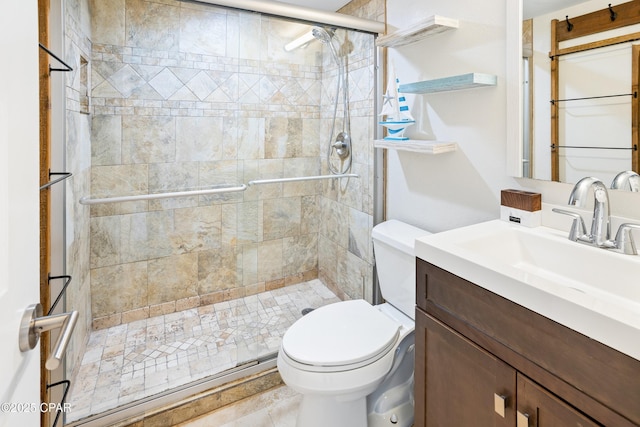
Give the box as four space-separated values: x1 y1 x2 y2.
311 26 352 175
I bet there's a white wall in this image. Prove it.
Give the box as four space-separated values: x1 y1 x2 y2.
385 0 640 233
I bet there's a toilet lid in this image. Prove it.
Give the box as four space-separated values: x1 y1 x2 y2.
282 300 400 367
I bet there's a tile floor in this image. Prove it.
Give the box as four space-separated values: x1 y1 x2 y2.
176 385 300 427
67 280 339 422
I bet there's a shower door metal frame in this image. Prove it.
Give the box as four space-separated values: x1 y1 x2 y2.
64 2 385 424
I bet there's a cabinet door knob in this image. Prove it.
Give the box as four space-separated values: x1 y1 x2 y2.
517 411 530 427
494 393 506 417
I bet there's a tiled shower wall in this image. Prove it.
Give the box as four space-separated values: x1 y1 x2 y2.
317 0 383 302
63 0 380 376
87 0 331 330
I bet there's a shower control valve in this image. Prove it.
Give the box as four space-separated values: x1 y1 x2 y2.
332 131 351 159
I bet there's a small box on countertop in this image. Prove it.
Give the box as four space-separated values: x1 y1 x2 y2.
500 189 541 212
500 189 541 227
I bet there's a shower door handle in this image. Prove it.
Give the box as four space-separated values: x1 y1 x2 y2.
19 303 79 370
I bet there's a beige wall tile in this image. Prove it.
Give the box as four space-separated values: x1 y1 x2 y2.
300 195 319 234
265 117 303 159
90 164 149 216
319 197 349 249
337 250 370 301
125 0 180 51
197 246 241 294
179 7 227 56
90 0 125 46
318 235 338 288
91 115 122 165
176 116 224 161
122 115 176 164
282 157 320 197
148 253 199 305
173 205 223 253
236 201 263 244
238 13 262 61
199 160 243 204
347 207 371 261
237 117 265 160
263 197 301 240
220 204 238 246
120 210 175 262
241 244 258 286
257 239 283 283
91 261 148 318
90 216 121 268
149 162 199 193
283 234 318 277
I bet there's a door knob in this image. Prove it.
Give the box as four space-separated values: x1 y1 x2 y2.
19 303 79 370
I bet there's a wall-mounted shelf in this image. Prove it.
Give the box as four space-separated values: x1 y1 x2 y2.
376 15 459 48
399 73 497 94
374 139 457 154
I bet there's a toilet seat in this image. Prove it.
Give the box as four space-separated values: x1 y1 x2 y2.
281 300 400 372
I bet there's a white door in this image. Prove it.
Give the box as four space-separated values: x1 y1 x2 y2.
0 1 43 426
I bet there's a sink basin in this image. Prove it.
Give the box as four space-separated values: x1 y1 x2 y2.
415 220 640 360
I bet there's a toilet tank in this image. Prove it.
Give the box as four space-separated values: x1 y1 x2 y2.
372 220 430 320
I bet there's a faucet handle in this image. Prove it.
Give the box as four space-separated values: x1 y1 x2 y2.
613 223 640 255
552 208 588 241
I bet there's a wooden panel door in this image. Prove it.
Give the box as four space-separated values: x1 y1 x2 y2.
415 311 516 427
517 374 603 427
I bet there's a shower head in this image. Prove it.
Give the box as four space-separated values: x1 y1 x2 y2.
311 26 335 43
312 26 341 66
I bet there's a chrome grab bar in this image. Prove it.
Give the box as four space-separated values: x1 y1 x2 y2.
79 184 248 205
248 173 358 185
19 303 79 371
79 174 360 206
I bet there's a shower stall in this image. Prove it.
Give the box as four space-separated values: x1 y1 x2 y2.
57 0 382 424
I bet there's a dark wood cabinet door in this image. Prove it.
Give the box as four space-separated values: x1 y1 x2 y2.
517 374 603 427
415 311 516 427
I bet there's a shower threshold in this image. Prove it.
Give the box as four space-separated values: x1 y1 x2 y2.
66 279 339 425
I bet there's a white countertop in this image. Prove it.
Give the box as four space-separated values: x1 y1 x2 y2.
415 219 640 361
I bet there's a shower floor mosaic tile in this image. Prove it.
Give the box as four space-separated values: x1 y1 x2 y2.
67 280 339 422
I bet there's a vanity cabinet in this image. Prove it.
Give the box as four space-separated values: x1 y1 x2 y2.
415 259 640 427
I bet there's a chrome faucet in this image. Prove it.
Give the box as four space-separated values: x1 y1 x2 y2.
611 170 640 192
613 223 640 255
553 176 640 254
567 176 611 247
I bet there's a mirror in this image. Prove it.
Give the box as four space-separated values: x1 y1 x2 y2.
508 0 640 188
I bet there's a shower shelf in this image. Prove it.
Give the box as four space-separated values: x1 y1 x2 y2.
399 73 497 94
376 15 459 48
374 139 457 154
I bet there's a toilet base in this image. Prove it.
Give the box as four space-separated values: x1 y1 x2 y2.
368 400 413 427
296 395 367 427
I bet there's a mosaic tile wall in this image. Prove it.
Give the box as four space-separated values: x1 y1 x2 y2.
84 0 378 330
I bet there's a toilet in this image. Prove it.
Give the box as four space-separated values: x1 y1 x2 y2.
277 220 429 427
